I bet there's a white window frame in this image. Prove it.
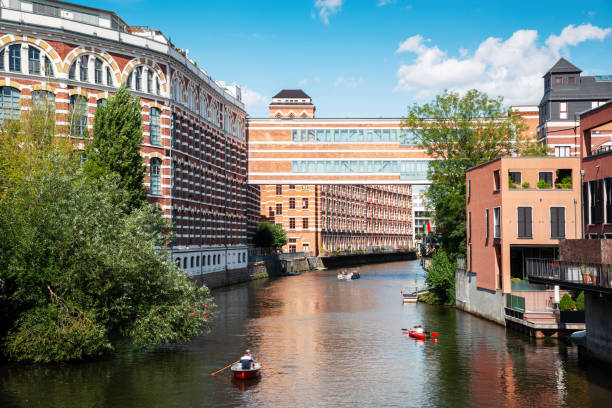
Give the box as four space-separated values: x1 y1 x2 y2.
493 207 501 238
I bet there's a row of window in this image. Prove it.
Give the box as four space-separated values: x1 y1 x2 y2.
288 218 309 229
290 128 417 144
0 45 54 76
175 252 247 269
291 160 430 178
468 206 566 240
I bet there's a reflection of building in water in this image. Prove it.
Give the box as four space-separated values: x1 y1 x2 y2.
247 89 428 254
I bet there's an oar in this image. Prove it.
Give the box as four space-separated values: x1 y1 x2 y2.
253 359 280 376
211 360 239 376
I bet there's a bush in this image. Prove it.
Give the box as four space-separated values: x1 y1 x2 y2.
522 181 530 188
559 293 576 311
537 179 552 189
576 291 585 311
424 249 456 305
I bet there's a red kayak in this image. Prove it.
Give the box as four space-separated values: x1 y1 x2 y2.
408 329 427 341
231 363 261 380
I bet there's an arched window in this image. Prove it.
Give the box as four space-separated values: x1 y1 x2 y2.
175 258 181 266
150 107 161 145
94 58 103 84
150 158 161 195
97 98 106 108
134 66 142 91
190 256 194 268
196 256 199 267
208 254 211 265
69 94 87 137
172 77 184 103
28 46 40 75
0 86 20 123
32 90 55 114
106 67 113 86
201 255 205 266
147 70 152 93
79 55 88 81
183 257 187 268
8 44 20 72
212 255 216 265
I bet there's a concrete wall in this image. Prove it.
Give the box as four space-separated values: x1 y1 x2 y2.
321 251 416 269
194 267 251 290
456 267 506 326
585 292 612 366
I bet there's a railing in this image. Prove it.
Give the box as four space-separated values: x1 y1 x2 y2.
591 145 612 156
456 257 466 270
506 294 525 312
526 258 612 290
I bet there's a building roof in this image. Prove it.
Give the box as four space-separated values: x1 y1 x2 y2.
540 76 612 105
544 58 582 76
272 89 311 99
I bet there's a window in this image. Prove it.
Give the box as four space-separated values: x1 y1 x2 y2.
150 107 161 145
276 203 282 215
276 185 282 195
156 78 160 95
28 46 40 75
485 209 489 239
467 179 471 200
32 90 55 113
468 211 471 241
554 146 571 157
289 185 295 190
538 172 553 188
550 207 565 238
97 98 106 108
605 178 612 224
554 77 563 85
44 56 53 77
9 44 20 72
589 180 604 224
289 198 295 209
302 242 309 252
302 198 309 209
68 63 76 80
493 207 501 238
79 55 88 81
517 207 533 238
147 70 152 93
0 49 4 71
493 170 500 191
0 86 20 123
94 58 103 84
289 245 297 253
568 77 576 84
289 218 295 229
69 94 87 137
106 67 113 86
559 102 567 119
303 218 309 229
135 67 142 91
509 171 521 186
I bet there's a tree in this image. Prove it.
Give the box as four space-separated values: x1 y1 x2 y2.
402 89 547 257
252 221 288 250
0 112 214 363
85 85 146 211
424 249 456 304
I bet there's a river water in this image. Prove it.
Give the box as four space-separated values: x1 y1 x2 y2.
1 260 611 407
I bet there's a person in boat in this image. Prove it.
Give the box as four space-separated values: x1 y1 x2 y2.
240 349 254 370
414 325 424 334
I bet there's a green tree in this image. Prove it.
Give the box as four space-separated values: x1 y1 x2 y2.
253 221 288 250
559 293 576 311
402 89 547 257
424 249 456 304
85 85 146 211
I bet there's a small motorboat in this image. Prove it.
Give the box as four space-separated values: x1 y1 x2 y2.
231 362 262 380
338 270 360 280
401 289 417 303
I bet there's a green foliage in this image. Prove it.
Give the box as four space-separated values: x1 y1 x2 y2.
85 85 146 211
424 249 456 305
0 112 215 362
576 291 585 311
402 89 541 257
559 293 576 311
508 175 518 189
555 169 573 189
522 181 530 188
537 179 552 189
253 221 288 249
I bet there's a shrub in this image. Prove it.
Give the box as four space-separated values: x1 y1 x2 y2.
559 293 576 311
424 249 456 305
537 179 552 189
508 175 518 189
522 181 530 188
576 291 585 311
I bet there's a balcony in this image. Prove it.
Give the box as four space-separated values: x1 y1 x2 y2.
526 258 612 294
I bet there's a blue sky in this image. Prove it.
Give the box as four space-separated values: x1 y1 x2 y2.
87 0 612 117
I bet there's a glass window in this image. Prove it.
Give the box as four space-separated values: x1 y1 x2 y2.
94 58 103 84
289 218 295 229
106 67 113 86
32 90 55 114
509 171 521 186
9 44 21 72
79 55 88 81
28 46 40 75
68 63 76 80
135 67 142 91
69 94 88 137
0 86 21 123
150 107 161 145
44 56 53 77
156 78 160 95
147 70 152 93
0 49 4 71
97 98 106 108
150 158 161 195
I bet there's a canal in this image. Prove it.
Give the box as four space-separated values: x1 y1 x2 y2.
1 260 611 407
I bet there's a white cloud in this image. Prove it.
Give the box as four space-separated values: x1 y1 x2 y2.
299 79 308 86
314 0 343 24
241 87 269 111
394 24 611 104
334 76 364 88
377 0 396 5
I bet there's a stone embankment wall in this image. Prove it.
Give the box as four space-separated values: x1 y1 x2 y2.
455 267 505 326
321 251 417 269
195 268 252 290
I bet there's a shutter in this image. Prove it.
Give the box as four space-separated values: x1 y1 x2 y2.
559 207 565 237
525 208 533 238
518 207 525 237
550 207 557 238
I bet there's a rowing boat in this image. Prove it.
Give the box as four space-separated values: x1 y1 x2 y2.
231 362 262 379
408 329 427 341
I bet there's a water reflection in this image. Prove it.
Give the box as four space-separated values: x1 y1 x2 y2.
1 260 610 407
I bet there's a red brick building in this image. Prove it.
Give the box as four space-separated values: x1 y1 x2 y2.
0 0 248 284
